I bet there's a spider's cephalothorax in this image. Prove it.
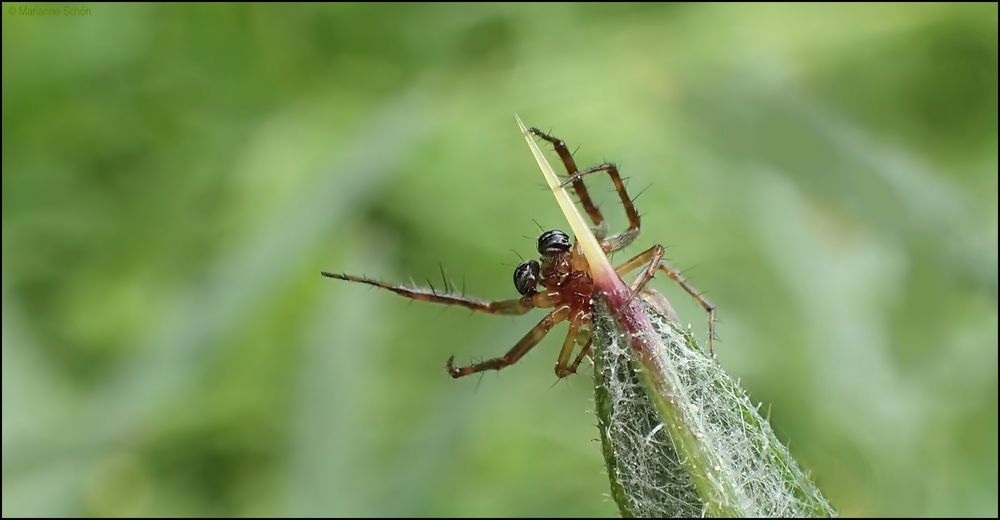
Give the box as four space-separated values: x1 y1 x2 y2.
323 126 717 380
513 229 595 315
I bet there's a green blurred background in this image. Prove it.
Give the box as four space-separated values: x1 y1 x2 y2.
2 3 997 517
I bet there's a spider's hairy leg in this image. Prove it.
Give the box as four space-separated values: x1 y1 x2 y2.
559 162 641 253
526 127 605 232
554 311 587 378
613 245 718 355
446 306 572 378
321 272 559 315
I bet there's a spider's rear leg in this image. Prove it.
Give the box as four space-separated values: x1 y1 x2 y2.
447 306 572 378
527 128 606 236
560 162 641 253
613 245 718 355
321 272 560 314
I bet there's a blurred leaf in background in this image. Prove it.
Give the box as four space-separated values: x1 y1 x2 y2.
2 3 996 517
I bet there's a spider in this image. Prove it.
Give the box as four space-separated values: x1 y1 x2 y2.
322 128 716 379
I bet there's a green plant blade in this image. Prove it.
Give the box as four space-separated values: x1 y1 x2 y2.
592 297 838 518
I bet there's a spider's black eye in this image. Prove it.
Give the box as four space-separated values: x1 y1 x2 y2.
537 229 571 256
513 260 541 296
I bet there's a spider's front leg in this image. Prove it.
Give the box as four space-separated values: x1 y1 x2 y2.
527 128 607 238
560 162 641 254
613 245 718 355
321 272 560 314
528 128 642 251
447 306 572 378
